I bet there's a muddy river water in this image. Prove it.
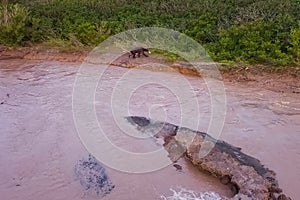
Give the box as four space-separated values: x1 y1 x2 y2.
0 59 299 200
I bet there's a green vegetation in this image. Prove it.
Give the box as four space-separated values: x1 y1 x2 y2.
1 0 300 66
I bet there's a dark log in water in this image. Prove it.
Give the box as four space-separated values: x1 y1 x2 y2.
126 116 292 200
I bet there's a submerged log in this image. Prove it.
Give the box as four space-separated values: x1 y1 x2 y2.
126 116 291 200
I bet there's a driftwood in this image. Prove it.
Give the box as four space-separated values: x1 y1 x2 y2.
127 116 291 200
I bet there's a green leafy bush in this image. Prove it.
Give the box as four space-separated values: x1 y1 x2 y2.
0 3 29 45
290 21 300 61
185 14 218 43
2 0 300 66
73 22 110 45
208 16 295 65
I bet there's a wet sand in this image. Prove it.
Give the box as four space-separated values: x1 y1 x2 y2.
0 59 299 199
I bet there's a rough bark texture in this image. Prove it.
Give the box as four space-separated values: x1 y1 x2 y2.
127 116 292 200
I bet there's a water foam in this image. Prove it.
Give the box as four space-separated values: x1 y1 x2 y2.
161 188 221 200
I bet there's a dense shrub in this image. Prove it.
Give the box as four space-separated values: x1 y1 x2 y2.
2 0 300 65
208 15 295 65
0 3 29 45
185 14 218 43
290 21 300 61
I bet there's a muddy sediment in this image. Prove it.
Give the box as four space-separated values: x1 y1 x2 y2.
0 57 299 199
1 45 299 95
0 59 238 199
74 154 115 196
127 116 292 200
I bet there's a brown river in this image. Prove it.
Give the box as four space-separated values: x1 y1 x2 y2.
0 59 299 200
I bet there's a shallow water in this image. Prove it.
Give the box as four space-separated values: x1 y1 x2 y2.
0 60 299 199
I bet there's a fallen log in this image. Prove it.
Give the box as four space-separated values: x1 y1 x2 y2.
126 116 291 200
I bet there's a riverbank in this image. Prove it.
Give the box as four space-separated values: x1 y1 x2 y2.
1 45 299 95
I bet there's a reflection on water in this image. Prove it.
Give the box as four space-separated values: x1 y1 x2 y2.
0 60 299 199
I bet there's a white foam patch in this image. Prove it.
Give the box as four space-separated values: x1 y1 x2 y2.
161 188 221 200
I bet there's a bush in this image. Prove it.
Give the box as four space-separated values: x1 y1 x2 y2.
0 3 29 45
73 22 110 45
290 21 300 61
208 17 294 65
3 0 300 66
185 14 218 43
